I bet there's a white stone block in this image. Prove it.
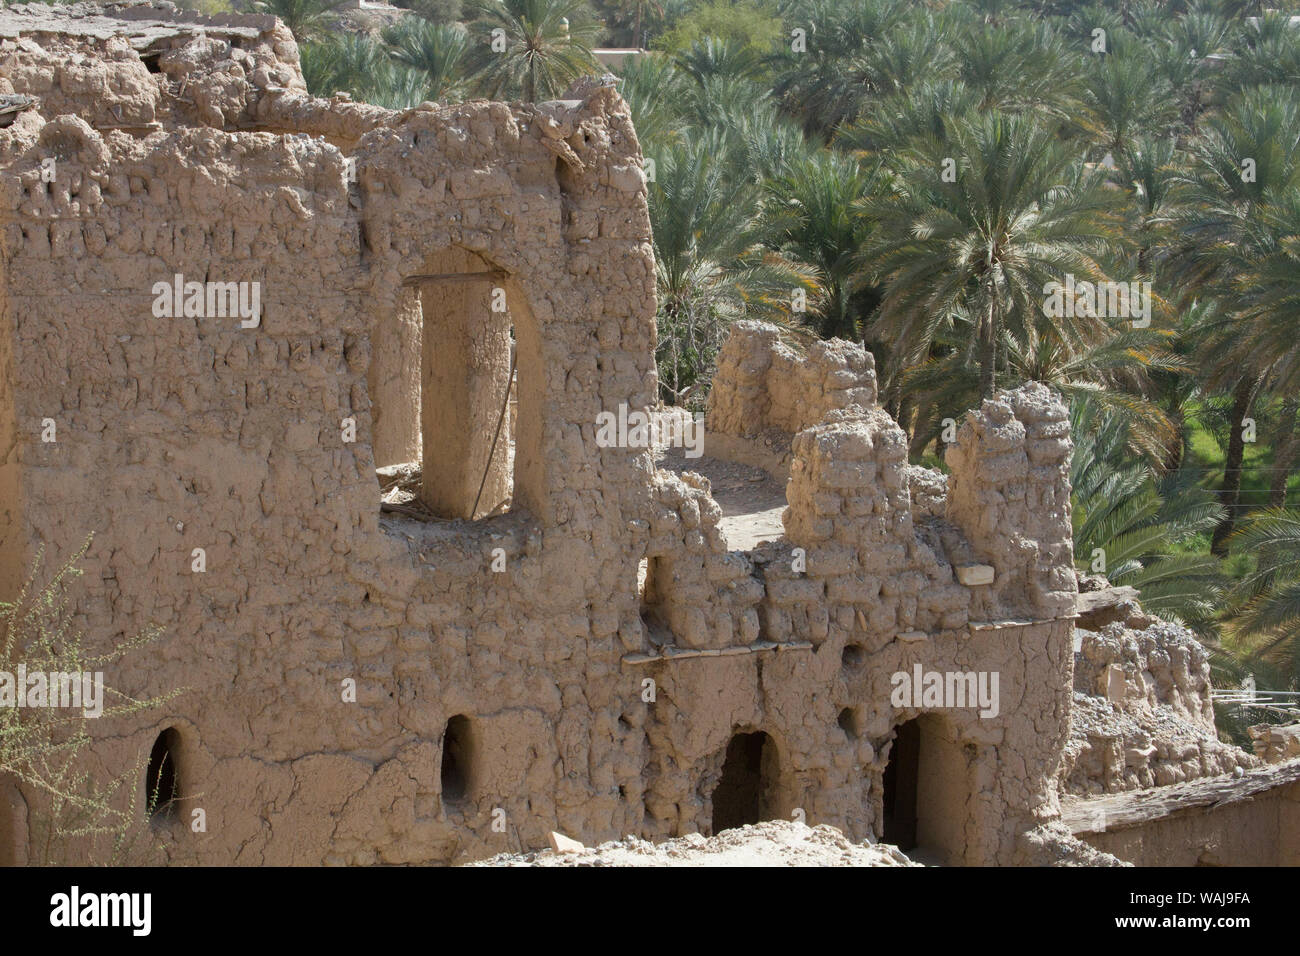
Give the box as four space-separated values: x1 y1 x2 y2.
956 563 995 586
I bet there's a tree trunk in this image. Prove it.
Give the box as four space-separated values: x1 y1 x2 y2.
884 380 901 421
978 296 996 400
897 390 915 446
1163 398 1185 474
1211 376 1257 556
1269 399 1299 509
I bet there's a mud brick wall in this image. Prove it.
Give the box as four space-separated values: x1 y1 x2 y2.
945 383 1077 623
707 320 877 438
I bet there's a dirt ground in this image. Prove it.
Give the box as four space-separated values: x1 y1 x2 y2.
657 445 789 551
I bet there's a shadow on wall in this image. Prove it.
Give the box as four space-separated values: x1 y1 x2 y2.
882 714 970 865
711 730 780 834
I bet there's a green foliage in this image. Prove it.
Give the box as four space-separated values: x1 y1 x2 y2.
1222 509 1300 677
398 0 465 23
653 0 783 56
383 18 471 101
0 539 180 864
758 150 883 339
615 54 692 146
648 138 813 399
302 33 434 108
1071 402 1227 625
860 111 1128 400
463 0 603 101
593 0 668 47
250 0 348 41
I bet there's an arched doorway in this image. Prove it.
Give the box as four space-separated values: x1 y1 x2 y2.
711 731 779 834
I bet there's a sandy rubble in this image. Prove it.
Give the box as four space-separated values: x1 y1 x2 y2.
470 821 918 867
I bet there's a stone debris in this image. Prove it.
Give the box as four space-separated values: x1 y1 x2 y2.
1249 723 1300 764
473 821 918 867
1062 616 1257 795
547 831 585 854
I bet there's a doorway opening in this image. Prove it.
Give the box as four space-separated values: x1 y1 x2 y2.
711 731 778 834
882 718 919 850
881 715 969 864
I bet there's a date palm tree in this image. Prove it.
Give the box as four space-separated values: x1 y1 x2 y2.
464 0 602 102
300 33 392 99
251 0 347 42
614 53 691 150
1170 85 1300 551
1221 8 1300 92
758 151 884 340
383 18 471 103
952 17 1084 120
860 111 1127 401
300 34 433 108
1224 508 1300 681
903 318 1182 463
769 0 911 136
648 139 815 400
1077 51 1180 159
1071 401 1226 627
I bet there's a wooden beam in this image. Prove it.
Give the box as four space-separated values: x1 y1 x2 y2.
401 270 507 286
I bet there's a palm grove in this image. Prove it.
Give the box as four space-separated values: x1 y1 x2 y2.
255 0 1300 740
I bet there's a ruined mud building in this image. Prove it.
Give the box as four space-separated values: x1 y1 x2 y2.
0 3 1294 866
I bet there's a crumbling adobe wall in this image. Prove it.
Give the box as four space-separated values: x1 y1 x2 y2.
1062 612 1256 795
0 3 667 865
636 322 1082 863
944 384 1077 624
637 469 762 651
0 7 1092 868
0 3 307 130
704 320 876 475
707 321 877 437
1250 723 1300 764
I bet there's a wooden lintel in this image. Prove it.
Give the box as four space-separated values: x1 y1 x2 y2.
401 271 507 286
